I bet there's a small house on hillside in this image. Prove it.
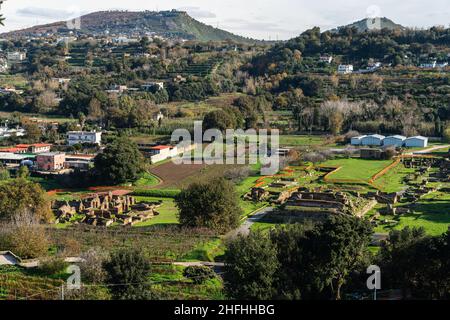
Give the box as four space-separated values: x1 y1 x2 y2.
405 136 428 148
383 135 406 147
361 134 385 146
338 65 353 74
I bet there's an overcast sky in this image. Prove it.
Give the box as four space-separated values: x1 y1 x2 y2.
1 0 449 40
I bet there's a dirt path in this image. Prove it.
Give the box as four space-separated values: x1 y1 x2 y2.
411 145 450 154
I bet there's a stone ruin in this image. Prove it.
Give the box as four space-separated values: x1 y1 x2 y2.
283 190 357 216
52 192 161 227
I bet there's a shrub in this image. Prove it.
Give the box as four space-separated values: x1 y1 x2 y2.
183 266 216 284
80 248 109 284
0 223 49 259
103 249 151 300
39 257 68 276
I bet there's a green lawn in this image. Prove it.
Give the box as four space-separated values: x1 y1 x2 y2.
373 164 415 193
133 197 179 227
321 158 394 181
133 173 161 188
374 189 450 236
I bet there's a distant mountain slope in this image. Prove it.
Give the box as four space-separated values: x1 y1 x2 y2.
1 10 255 43
333 17 405 33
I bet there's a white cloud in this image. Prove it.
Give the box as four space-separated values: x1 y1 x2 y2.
177 7 216 19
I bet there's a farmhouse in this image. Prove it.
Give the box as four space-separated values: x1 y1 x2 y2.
141 82 164 92
420 60 437 68
65 154 96 171
338 64 353 74
361 134 385 146
0 127 26 138
67 131 102 146
383 135 406 147
351 135 367 146
36 152 66 172
319 55 333 64
404 136 428 148
0 147 28 153
16 143 52 154
7 51 27 63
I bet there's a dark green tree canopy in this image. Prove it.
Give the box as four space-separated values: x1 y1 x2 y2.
103 249 151 300
94 137 146 184
175 178 242 233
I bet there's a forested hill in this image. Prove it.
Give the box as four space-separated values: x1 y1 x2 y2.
247 24 450 76
1 10 256 43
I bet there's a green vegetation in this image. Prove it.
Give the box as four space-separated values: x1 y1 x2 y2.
175 178 242 233
133 197 178 227
321 158 393 181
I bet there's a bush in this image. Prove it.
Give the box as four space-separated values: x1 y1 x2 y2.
38 257 68 276
103 249 151 300
80 248 109 284
183 266 216 284
0 223 50 259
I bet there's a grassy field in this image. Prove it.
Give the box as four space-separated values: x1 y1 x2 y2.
372 163 415 193
133 173 161 188
279 135 329 147
321 158 394 181
133 197 178 227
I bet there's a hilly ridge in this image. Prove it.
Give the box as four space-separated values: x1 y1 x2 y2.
333 17 406 33
1 10 255 43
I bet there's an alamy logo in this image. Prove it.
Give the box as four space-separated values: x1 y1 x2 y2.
66 265 81 290
366 265 381 290
366 5 382 30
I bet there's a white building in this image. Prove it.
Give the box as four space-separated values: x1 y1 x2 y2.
67 131 102 146
141 82 164 92
338 65 353 74
383 135 406 147
404 136 428 148
319 55 333 64
351 135 367 146
361 134 385 146
7 51 27 63
420 61 437 69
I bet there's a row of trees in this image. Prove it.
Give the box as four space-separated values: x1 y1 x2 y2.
224 218 450 300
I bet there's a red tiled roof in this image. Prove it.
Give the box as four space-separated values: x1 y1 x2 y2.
150 145 171 150
16 143 52 148
0 147 28 153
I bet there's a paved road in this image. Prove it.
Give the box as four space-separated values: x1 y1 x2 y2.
225 207 274 240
